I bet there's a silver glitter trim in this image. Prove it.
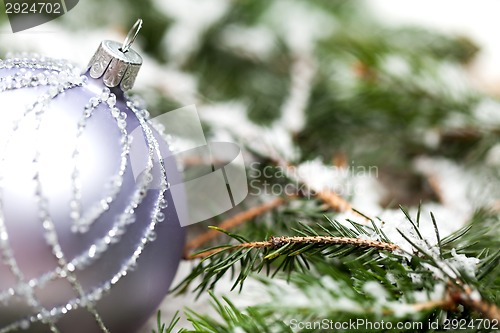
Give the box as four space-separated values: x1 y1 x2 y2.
0 55 171 332
86 40 142 91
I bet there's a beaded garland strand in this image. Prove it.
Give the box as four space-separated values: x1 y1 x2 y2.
0 56 172 332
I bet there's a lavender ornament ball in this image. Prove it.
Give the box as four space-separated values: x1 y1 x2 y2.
0 22 186 333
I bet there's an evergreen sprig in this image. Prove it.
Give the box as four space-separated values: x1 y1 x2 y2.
167 209 500 332
175 216 399 295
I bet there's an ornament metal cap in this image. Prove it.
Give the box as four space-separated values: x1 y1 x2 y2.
87 19 143 91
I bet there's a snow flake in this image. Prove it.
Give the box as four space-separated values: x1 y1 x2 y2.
220 25 276 60
450 248 480 278
362 281 389 302
157 0 230 64
263 0 336 53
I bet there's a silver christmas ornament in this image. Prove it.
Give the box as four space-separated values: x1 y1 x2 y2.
0 20 186 333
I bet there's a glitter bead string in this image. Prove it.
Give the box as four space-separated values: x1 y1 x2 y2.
70 88 130 233
0 57 109 332
0 90 168 330
0 69 72 333
30 80 109 332
0 56 172 332
0 93 154 300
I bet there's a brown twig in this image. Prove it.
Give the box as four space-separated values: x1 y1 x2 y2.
277 153 366 218
183 197 287 258
187 235 399 260
449 286 500 321
316 190 354 213
270 236 399 252
412 299 454 312
462 297 500 321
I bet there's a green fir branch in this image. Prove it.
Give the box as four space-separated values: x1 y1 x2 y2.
167 210 500 332
175 218 399 295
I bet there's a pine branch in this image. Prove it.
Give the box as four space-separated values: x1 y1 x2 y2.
188 234 399 260
168 209 500 332
163 281 498 333
174 218 398 294
169 292 292 333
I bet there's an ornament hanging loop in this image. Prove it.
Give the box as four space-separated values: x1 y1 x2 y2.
121 19 143 53
87 19 143 90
